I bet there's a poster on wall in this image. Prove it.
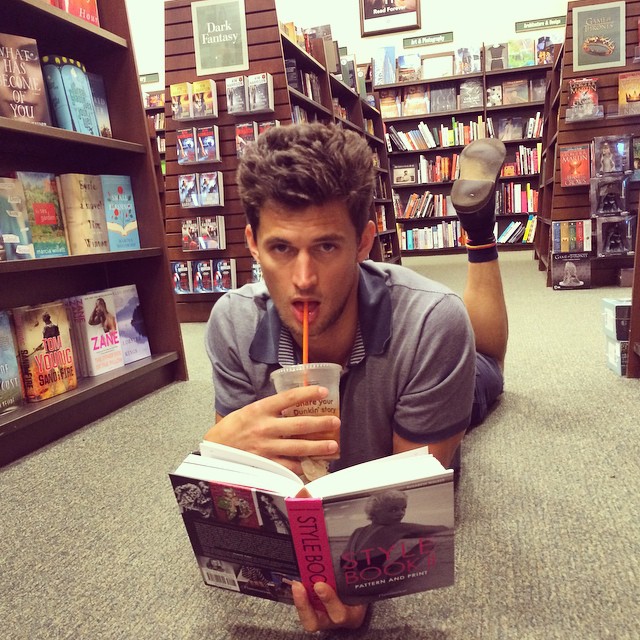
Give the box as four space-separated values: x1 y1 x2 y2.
572 1 626 72
360 0 421 38
191 0 249 76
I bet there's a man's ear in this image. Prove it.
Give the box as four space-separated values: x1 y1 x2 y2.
357 220 376 263
245 224 259 261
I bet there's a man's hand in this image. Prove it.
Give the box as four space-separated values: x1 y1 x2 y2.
204 385 339 475
292 581 368 632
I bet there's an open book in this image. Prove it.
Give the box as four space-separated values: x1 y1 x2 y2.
170 443 454 609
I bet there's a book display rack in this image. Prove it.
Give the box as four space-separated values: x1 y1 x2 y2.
0 0 187 465
164 0 399 322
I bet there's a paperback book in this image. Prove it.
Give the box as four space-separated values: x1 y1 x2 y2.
198 216 225 249
170 444 454 608
247 73 275 113
198 172 224 207
212 258 237 291
176 127 198 165
0 177 36 260
181 219 200 251
225 75 249 114
172 261 192 294
170 82 193 120
110 284 151 365
558 144 591 187
617 71 640 116
178 174 199 208
551 220 593 253
101 175 140 252
191 259 214 293
86 72 112 137
257 120 281 136
0 33 52 126
0 310 23 414
191 79 218 118
58 0 100 26
12 300 78 402
235 122 258 158
195 125 220 163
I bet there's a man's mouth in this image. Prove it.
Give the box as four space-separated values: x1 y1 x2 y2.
292 300 320 324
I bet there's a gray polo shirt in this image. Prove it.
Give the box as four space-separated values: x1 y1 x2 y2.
205 260 476 470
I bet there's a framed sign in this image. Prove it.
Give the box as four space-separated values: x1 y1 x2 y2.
191 0 249 76
572 1 626 72
360 0 421 38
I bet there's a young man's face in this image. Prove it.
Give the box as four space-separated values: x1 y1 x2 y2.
246 200 374 351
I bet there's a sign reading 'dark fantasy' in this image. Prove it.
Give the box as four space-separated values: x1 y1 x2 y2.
191 0 249 76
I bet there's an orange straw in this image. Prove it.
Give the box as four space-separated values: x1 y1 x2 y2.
302 302 309 385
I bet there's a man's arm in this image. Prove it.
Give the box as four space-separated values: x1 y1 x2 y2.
393 430 465 469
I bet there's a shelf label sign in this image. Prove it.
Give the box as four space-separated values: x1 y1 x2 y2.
139 73 160 85
403 32 453 48
191 0 249 76
515 16 566 32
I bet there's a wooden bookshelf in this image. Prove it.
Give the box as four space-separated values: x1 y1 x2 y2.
0 0 187 466
378 60 549 256
164 0 399 323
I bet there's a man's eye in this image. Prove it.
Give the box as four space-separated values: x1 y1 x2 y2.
272 244 290 254
319 243 336 253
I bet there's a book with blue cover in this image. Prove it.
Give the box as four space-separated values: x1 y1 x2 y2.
0 310 23 414
110 284 151 364
0 177 35 261
101 175 140 252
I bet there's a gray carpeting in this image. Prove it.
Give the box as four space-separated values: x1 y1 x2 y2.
2 251 639 639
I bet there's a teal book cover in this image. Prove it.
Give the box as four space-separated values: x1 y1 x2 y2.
101 175 140 252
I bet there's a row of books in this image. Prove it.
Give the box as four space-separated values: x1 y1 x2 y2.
500 143 542 177
170 79 219 120
235 120 280 158
0 173 139 262
497 215 538 244
148 111 165 131
0 33 111 138
400 220 464 251
225 73 275 115
394 192 455 220
487 114 543 142
496 182 539 215
392 155 459 186
46 1 100 26
285 58 323 103
177 125 221 165
0 284 150 409
565 73 640 122
171 259 237 294
552 220 593 253
181 216 226 251
178 172 224 209
386 117 487 152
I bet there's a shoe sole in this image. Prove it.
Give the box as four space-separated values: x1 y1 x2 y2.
451 138 506 213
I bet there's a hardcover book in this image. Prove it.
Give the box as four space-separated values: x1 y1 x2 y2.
247 73 275 113
402 85 429 116
110 284 151 365
529 77 547 102
485 43 508 71
497 117 523 141
429 84 457 113
170 82 193 120
171 261 192 294
57 173 109 255
176 127 198 165
396 54 422 83
191 259 214 293
455 46 481 75
378 89 401 118
0 177 36 260
170 444 454 608
507 39 535 68
235 122 258 158
372 46 396 86
42 55 101 136
58 0 100 26
339 54 357 90
198 172 224 207
100 175 140 252
558 144 591 187
195 125 220 163
16 171 69 258
501 79 529 105
178 174 199 208
486 85 502 107
212 258 237 291
551 252 591 290
0 310 23 414
225 75 249 114
12 300 78 402
0 33 52 126
191 79 218 118
198 216 225 250
567 77 600 119
458 78 483 109
617 71 640 116
86 72 112 137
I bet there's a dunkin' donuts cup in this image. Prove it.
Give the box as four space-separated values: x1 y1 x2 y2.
270 363 341 480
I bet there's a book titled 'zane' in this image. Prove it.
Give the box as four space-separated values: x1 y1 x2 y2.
101 175 140 252
12 301 78 402
170 444 454 608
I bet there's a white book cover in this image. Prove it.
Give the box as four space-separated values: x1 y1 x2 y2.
110 284 151 365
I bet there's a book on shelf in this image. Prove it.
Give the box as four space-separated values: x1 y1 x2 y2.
591 135 632 176
507 38 535 68
497 117 523 141
191 79 218 118
58 0 100 26
396 54 422 83
392 163 417 185
339 54 357 90
485 43 508 71
455 46 482 75
212 258 237 291
190 259 214 293
536 35 556 65
145 90 165 109
378 89 401 118
195 125 221 163
501 79 529 105
257 120 281 136
101 175 140 252
170 443 453 608
551 252 591 290
247 73 275 113
306 26 339 75
225 75 249 114
198 172 224 207
0 33 52 126
551 220 592 253
176 127 198 165
486 85 502 107
110 284 151 365
458 78 483 109
178 173 199 208
0 310 23 415
429 84 457 114
372 46 396 86
57 173 109 255
235 122 258 158
251 259 263 283
181 218 200 251
558 144 591 187
566 77 600 120
529 77 546 103
0 177 35 261
86 72 112 138
198 216 226 250
401 85 429 116
68 290 124 377
283 59 302 93
171 261 193 294
12 300 78 402
15 171 68 258
170 82 193 120
617 71 640 116
41 55 101 136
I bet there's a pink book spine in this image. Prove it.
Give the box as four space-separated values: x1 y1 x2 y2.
285 497 337 611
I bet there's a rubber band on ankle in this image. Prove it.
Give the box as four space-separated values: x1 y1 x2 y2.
466 242 498 263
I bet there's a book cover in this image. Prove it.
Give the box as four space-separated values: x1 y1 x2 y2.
536 36 556 65
101 174 140 252
559 144 591 187
41 55 100 136
86 72 112 137
109 284 151 365
592 135 631 176
529 77 547 102
339 54 357 89
145 90 165 109
171 261 192 294
497 117 523 141
73 290 124 376
170 82 193 120
0 33 52 126
191 259 214 293
57 173 109 255
170 445 453 608
430 84 457 114
225 76 248 114
198 172 224 207
212 258 237 291
178 174 199 208
455 46 482 74
485 43 508 71
378 89 401 118
0 310 23 414
257 120 281 136
551 220 592 252
502 79 529 105
195 125 220 163
401 86 429 117
198 216 225 250
59 0 100 26
16 171 69 258
396 54 421 83
247 73 275 113
567 77 599 119
392 163 417 185
617 71 640 116
0 177 35 260
235 122 258 158
486 85 502 107
181 218 200 251
176 127 197 165
458 78 483 109
372 46 396 86
551 252 591 290
191 79 218 118
507 39 535 68
12 300 78 402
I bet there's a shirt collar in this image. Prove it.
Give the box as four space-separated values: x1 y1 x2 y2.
249 261 391 366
